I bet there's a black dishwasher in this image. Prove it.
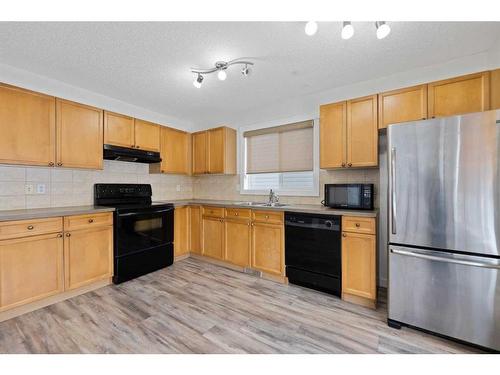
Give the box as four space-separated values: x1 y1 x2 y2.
285 212 341 296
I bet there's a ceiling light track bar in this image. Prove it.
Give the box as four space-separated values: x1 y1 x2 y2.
190 60 254 74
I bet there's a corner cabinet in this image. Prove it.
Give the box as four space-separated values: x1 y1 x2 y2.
159 126 191 175
320 95 378 169
134 119 160 152
192 126 236 175
56 99 104 170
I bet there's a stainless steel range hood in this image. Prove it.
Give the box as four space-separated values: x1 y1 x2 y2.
103 144 161 164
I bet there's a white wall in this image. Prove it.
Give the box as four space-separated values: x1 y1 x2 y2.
0 63 194 132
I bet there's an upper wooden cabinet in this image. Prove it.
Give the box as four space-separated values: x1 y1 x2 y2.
378 85 428 129
104 111 135 148
56 99 103 170
134 119 160 152
320 95 378 169
159 126 191 175
428 72 490 118
0 84 56 167
491 68 500 110
192 126 236 175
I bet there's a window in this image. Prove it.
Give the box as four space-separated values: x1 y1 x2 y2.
240 119 319 196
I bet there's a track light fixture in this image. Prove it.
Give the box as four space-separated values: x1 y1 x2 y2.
190 59 254 88
304 21 318 36
375 21 391 39
341 21 354 40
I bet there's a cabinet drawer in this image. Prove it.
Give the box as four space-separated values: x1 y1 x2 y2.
225 208 251 220
202 206 224 218
64 212 113 231
252 210 284 224
0 217 63 240
342 216 376 235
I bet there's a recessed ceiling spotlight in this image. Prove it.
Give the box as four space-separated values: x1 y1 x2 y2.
191 59 254 87
304 21 318 36
375 21 391 39
341 21 354 40
193 73 203 88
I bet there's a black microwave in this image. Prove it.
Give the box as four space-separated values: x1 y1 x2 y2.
324 184 374 210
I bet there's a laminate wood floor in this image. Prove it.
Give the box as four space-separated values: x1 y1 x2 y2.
0 257 483 354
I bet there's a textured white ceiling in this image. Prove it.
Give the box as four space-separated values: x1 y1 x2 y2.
0 22 499 129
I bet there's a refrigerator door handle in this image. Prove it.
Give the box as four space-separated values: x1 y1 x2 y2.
390 147 397 235
390 248 500 269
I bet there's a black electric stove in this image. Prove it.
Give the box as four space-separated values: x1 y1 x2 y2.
94 183 174 284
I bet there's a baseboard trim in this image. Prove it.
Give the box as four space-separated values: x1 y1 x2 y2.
0 278 112 322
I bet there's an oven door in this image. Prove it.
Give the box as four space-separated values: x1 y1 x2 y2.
115 206 174 257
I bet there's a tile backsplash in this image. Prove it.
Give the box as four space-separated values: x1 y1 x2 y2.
0 160 193 210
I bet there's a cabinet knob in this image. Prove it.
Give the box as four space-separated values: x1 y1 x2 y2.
348 163 352 167
88 219 94 223
57 162 63 167
66 233 71 237
265 215 269 219
235 212 239 216
355 223 360 227
27 225 34 230
341 163 346 168
48 162 54 167
431 116 436 119
247 223 251 226
136 145 140 149
342 233 347 237
57 233 63 238
131 145 135 148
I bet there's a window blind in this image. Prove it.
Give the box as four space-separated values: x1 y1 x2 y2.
244 120 313 174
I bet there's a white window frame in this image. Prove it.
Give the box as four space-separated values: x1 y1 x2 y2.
239 117 320 197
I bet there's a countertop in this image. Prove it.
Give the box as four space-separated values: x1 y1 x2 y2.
158 199 378 217
0 205 115 222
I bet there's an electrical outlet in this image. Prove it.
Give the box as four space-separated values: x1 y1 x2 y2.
36 183 46 194
24 184 34 195
176 185 181 192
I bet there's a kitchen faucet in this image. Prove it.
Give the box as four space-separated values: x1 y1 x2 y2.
268 189 279 206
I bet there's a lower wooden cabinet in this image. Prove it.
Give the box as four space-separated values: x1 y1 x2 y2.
202 215 224 260
224 218 251 267
189 206 202 255
174 206 190 257
341 216 377 308
0 232 64 312
251 221 284 276
64 226 113 290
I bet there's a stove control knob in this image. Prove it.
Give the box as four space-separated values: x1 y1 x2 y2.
325 220 333 228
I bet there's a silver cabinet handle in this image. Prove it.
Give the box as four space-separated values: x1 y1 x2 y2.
390 147 397 235
390 248 500 269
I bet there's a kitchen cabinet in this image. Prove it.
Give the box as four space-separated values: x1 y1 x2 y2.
134 119 160 152
0 83 56 167
174 206 190 257
202 215 224 260
341 216 376 308
378 85 428 129
0 232 64 312
251 210 284 276
320 102 346 169
491 69 500 110
190 206 202 255
104 111 135 148
192 126 236 175
56 99 104 170
224 209 251 267
320 95 378 169
428 72 490 118
159 126 191 175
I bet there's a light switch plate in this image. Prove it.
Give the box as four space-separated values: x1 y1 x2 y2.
176 185 181 192
24 184 34 195
36 184 46 194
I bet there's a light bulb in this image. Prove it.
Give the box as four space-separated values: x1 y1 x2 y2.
376 21 391 39
341 21 354 40
217 69 227 81
193 73 203 88
304 21 318 36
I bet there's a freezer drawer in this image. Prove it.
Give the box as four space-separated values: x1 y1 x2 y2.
388 245 500 351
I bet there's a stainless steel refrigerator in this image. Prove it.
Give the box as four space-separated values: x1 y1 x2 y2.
387 110 500 351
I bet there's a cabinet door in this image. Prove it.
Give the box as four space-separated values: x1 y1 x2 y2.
0 84 56 167
208 127 225 174
0 233 63 311
104 111 135 148
174 206 190 257
346 95 378 168
225 219 251 267
190 206 202 254
320 102 346 168
491 69 500 110
192 131 208 174
160 127 190 174
202 216 224 259
134 119 160 152
64 226 113 290
428 72 490 118
56 99 103 169
251 222 283 276
341 232 376 300
378 85 427 129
